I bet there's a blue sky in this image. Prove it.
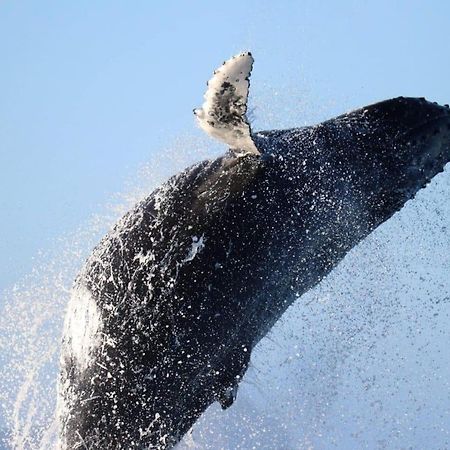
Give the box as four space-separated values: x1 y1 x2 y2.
1 0 450 289
1 3 450 447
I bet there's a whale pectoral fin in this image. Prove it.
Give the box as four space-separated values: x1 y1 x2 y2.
215 344 251 409
194 52 260 157
218 384 238 410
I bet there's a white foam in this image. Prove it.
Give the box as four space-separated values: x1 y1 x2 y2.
183 235 206 263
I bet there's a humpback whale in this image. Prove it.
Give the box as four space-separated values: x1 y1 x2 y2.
58 52 450 449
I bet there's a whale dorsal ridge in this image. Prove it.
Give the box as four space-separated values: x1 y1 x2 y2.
194 52 260 156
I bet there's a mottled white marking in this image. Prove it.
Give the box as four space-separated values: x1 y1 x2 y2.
183 235 206 263
63 284 102 371
134 250 154 265
194 52 260 156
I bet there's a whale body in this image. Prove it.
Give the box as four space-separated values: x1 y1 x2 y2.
58 53 450 449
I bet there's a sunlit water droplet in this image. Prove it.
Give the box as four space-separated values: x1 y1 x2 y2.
1 87 449 450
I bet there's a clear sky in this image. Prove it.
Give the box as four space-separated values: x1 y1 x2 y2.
1 3 450 447
1 0 450 289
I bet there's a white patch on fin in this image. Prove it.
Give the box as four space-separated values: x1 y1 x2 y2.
194 52 260 156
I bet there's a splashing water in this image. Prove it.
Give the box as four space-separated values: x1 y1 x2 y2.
0 134 221 449
0 90 449 449
179 169 450 449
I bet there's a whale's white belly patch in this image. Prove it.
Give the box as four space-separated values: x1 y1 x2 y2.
63 284 102 371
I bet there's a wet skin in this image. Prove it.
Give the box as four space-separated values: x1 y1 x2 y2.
59 97 450 449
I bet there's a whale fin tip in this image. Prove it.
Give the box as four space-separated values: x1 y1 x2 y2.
194 52 260 156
